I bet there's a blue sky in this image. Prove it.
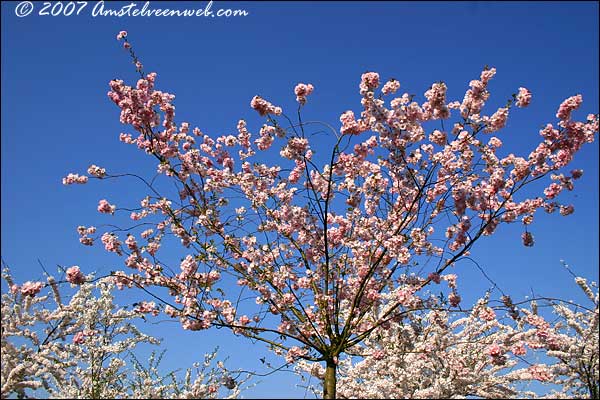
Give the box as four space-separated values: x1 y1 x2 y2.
1 1 598 398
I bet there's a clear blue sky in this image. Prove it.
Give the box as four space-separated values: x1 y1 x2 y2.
2 1 598 398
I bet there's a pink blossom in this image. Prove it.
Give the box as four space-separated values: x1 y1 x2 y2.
428 272 441 284
423 82 450 119
280 137 309 160
77 225 96 236
442 274 458 289
72 331 85 344
485 107 509 133
556 94 583 121
381 79 400 95
62 173 88 185
179 255 198 279
448 292 461 307
478 307 496 321
134 301 159 316
529 365 551 382
429 130 447 145
371 349 386 361
250 95 282 116
294 83 314 105
480 67 497 84
512 342 527 356
116 30 127 40
340 110 367 135
66 266 85 285
486 343 502 357
87 165 106 178
521 231 534 247
285 346 308 363
146 241 160 256
543 182 563 199
79 236 93 246
125 235 138 250
140 229 153 239
21 281 43 297
97 199 116 214
515 87 532 108
488 136 503 148
101 232 123 255
559 205 574 216
112 271 133 289
571 169 583 179
360 72 380 92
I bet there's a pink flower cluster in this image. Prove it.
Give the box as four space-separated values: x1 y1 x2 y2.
294 83 314 105
20 281 44 297
448 292 461 307
512 342 527 356
423 82 450 119
428 272 441 284
101 232 123 255
250 95 282 116
484 107 509 133
429 130 447 145
66 266 85 285
107 72 172 133
71 329 97 345
528 365 551 382
280 137 309 160
460 67 495 118
116 30 127 40
486 343 502 357
97 199 116 214
381 79 400 95
340 110 368 135
134 301 159 316
515 87 532 108
360 72 380 95
77 225 96 246
179 255 198 280
521 231 534 247
63 173 88 185
478 306 496 321
556 94 583 121
285 346 309 363
72 331 86 344
87 165 106 178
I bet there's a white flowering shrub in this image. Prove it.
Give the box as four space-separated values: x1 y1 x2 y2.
1 267 248 399
296 276 598 399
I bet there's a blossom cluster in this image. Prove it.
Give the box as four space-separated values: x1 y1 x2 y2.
1 267 248 399
297 275 599 399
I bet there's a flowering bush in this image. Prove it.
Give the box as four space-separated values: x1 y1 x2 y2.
296 274 598 399
0 267 247 398
62 32 598 398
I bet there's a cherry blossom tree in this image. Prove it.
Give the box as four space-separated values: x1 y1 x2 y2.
0 265 247 398
295 271 598 398
62 31 599 398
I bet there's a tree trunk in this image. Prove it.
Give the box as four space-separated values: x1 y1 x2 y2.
323 359 337 399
